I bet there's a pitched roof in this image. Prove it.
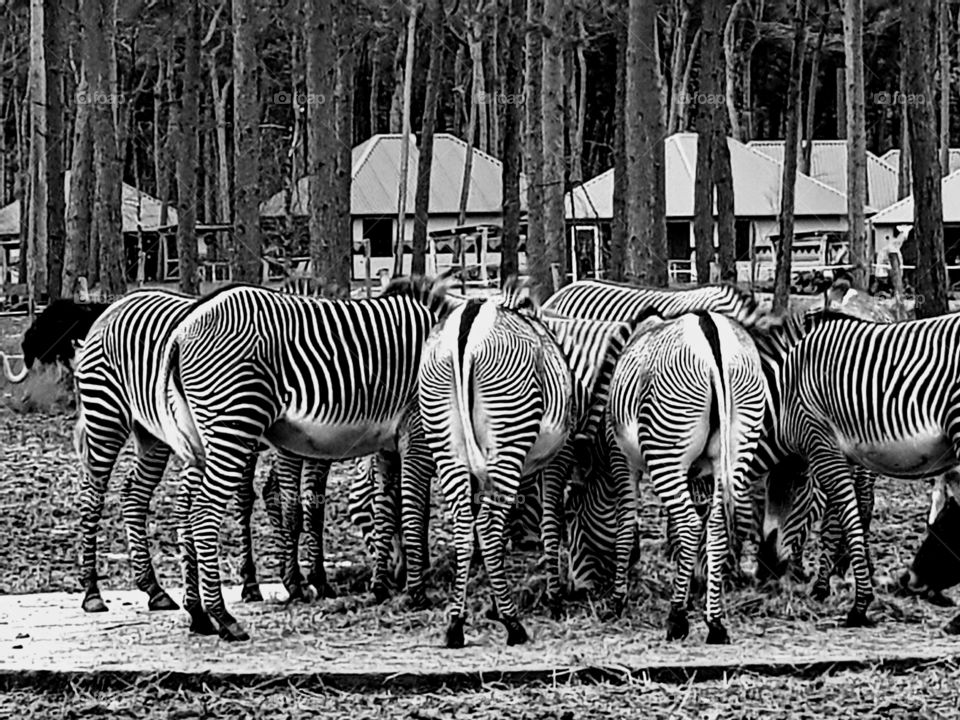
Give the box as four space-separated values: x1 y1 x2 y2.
260 133 527 218
0 172 177 237
750 140 900 210
881 148 960 175
869 166 960 225
566 133 859 221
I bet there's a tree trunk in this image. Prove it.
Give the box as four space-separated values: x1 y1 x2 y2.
835 67 846 138
45 0 65 300
940 0 951 177
28 0 48 304
393 2 417 276
905 0 949 318
63 77 93 296
525 0 549 291
84 0 124 296
667 1 691 135
500 0 523 283
176 0 200 295
332 1 355 292
772 0 808 315
898 60 912 200
412 0 443 276
801 8 828 176
694 0 724 284
209 65 231 224
388 15 405 134
724 0 749 141
541 0 566 293
232 0 261 283
369 31 382 135
844 0 868 289
625 0 668 286
677 29 701 133
609 8 627 281
468 18 488 155
714 120 736 282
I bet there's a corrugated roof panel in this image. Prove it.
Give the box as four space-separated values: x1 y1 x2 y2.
870 166 960 225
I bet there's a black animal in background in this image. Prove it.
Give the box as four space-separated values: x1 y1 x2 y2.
1 299 112 383
899 497 960 611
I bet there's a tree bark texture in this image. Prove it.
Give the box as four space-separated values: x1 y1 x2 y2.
176 0 200 294
844 0 868 289
232 0 262 283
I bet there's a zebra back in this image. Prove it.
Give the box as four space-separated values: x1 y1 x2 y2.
543 279 758 327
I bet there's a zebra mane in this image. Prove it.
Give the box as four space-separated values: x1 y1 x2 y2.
381 274 457 319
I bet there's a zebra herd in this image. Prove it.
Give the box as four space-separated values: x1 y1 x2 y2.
24 273 957 647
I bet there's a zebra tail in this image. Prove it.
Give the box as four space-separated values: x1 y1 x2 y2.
157 334 204 467
452 316 487 478
702 322 737 542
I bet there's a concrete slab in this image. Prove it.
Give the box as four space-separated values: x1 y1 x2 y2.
2 585 960 692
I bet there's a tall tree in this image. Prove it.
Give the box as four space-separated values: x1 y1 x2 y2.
801 4 828 176
176 0 200 294
232 0 262 283
393 2 417 276
609 2 626 282
666 0 692 135
332 1 355 292
843 0 868 290
897 55 912 200
904 0 949 318
624 0 667 286
499 0 523 282
541 0 566 293
63 81 93 296
45 0 64 300
412 0 443 276
524 0 549 292
305 0 336 286
724 0 749 141
694 0 724 284
772 0 808 314
27 0 47 304
84 0 124 296
940 0 951 177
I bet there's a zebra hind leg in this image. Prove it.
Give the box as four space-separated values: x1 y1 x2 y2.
122 441 177 611
236 453 264 603
444 494 476 649
476 498 529 646
177 468 216 636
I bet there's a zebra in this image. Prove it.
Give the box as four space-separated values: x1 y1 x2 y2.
605 311 767 644
757 308 960 630
158 277 454 641
539 279 760 590
416 283 637 647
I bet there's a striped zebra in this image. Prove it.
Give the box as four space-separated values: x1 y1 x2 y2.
757 308 960 630
606 311 766 644
540 279 760 589
159 277 454 641
417 284 637 647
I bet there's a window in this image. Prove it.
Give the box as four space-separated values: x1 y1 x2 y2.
363 217 394 257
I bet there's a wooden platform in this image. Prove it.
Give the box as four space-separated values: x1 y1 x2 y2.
2 584 960 692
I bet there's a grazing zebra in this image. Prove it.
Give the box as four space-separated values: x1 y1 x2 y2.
417 284 637 647
758 308 960 630
539 280 760 590
159 277 454 641
606 311 766 644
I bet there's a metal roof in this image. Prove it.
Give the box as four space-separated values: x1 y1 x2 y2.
261 133 527 218
750 140 900 211
881 148 960 175
566 133 859 221
0 171 178 237
869 166 960 225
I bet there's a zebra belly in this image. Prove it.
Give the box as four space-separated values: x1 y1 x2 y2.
835 431 955 478
265 417 398 460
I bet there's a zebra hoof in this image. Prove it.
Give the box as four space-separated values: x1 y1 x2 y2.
148 590 179 612
502 616 529 646
810 582 830 603
705 621 730 645
241 584 264 603
217 621 250 642
82 594 108 613
665 607 689 641
546 594 564 621
187 606 217 636
844 608 876 629
371 582 392 605
405 587 431 611
943 614 960 635
445 616 466 649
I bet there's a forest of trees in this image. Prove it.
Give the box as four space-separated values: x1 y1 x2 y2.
0 0 953 314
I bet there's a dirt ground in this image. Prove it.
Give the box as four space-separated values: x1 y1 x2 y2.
2 310 960 716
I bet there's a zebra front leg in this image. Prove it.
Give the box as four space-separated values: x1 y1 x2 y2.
541 454 571 620
271 452 311 603
303 458 336 599
607 442 638 620
122 443 178 611
177 467 215 636
236 453 264 603
808 449 875 627
371 450 402 603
